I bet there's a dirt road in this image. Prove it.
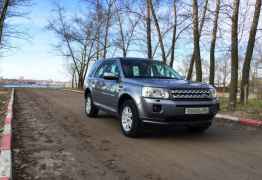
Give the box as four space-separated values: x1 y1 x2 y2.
12 89 262 180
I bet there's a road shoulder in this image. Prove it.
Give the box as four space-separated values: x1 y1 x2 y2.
0 89 14 180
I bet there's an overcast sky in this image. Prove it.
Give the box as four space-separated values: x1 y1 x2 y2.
0 0 81 82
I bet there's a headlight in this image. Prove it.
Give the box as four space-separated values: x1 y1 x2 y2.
142 87 169 99
210 88 217 98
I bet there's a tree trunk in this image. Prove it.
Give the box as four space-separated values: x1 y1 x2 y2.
240 0 261 104
209 0 220 86
103 0 114 59
78 70 85 89
103 13 110 59
115 4 127 57
146 0 152 59
75 73 78 89
192 0 202 82
0 0 10 46
72 68 75 88
149 0 167 64
187 0 208 80
170 0 177 68
96 0 101 60
78 77 84 89
186 54 195 80
228 0 240 111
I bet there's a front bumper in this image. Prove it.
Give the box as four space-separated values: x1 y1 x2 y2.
138 98 219 125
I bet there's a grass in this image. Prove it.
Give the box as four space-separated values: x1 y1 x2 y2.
219 96 262 120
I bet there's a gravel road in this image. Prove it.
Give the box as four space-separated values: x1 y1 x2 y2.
12 89 262 180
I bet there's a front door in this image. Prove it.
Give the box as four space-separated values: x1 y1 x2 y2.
92 63 108 106
101 61 121 112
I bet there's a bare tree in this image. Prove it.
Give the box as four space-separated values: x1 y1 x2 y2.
102 0 114 59
191 0 202 82
228 0 240 111
95 0 102 60
240 0 261 104
114 1 139 57
0 0 30 49
209 0 221 86
187 0 208 81
217 57 230 89
149 0 167 64
146 0 152 59
0 0 9 46
47 4 98 89
169 0 177 67
167 1 192 67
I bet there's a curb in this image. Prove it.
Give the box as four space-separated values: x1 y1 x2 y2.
216 113 262 127
0 89 15 180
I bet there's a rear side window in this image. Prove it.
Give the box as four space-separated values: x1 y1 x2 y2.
133 66 140 76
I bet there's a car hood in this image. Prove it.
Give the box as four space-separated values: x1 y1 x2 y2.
124 78 212 89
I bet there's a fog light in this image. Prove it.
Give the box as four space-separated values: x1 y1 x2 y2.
153 104 162 113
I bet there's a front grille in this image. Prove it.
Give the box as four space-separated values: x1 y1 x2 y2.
170 89 212 101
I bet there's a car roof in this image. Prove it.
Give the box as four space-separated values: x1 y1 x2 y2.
119 57 150 61
94 57 165 66
99 57 152 62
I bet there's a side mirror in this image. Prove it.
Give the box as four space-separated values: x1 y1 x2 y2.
103 72 119 80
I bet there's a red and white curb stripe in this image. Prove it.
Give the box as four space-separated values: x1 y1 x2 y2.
0 89 14 180
216 113 262 127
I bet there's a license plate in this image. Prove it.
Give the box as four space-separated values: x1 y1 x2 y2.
185 107 209 115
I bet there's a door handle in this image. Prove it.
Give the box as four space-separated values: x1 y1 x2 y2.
118 85 123 91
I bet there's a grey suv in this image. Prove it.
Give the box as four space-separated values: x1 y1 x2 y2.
84 58 219 137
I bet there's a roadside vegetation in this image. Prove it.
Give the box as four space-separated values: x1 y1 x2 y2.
219 94 262 120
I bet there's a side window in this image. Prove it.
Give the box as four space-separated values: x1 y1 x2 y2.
133 66 140 77
94 63 107 78
94 61 120 78
106 62 120 76
111 63 120 76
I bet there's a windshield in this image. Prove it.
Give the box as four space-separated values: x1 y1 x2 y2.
121 60 182 79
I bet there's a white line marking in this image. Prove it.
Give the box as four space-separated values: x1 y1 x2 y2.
0 150 11 177
216 114 239 122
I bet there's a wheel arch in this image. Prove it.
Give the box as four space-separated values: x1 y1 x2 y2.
118 93 137 114
85 88 91 99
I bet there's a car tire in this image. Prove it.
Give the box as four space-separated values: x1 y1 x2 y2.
120 100 142 137
85 93 99 117
187 123 211 133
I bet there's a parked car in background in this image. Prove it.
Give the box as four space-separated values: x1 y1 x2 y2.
84 58 219 137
